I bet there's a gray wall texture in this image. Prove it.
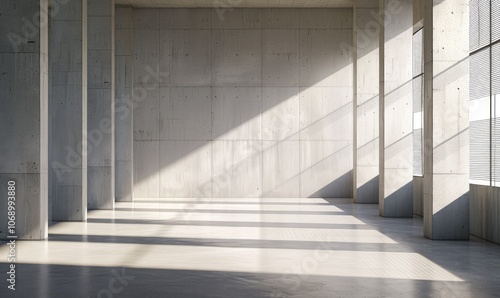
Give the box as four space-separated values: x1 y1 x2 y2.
0 0 49 239
130 8 354 198
470 184 500 243
87 0 115 210
115 7 134 202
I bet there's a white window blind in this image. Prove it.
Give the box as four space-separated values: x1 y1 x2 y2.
470 0 490 51
469 47 491 184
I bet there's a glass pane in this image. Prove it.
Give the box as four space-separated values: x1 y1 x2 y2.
493 44 500 186
493 94 500 186
469 49 491 185
470 47 491 101
470 0 491 51
492 0 500 42
413 76 423 176
492 43 500 96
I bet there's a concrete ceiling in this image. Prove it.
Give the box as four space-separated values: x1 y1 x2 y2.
115 0 354 8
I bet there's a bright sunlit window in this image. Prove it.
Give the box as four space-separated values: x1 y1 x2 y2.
469 0 500 186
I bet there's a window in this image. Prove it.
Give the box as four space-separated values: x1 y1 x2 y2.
413 28 424 176
469 0 500 186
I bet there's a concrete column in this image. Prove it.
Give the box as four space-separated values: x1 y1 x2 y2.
87 0 115 209
379 0 413 217
0 0 49 240
423 0 470 239
353 0 380 204
115 7 133 202
50 0 87 221
48 6 53 223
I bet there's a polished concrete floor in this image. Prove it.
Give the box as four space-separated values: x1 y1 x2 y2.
1 198 500 297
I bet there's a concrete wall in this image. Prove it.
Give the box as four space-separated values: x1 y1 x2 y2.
353 0 379 204
423 0 469 240
115 6 134 201
470 184 500 244
0 0 49 239
379 0 414 217
87 0 115 209
50 0 87 221
417 181 500 242
413 176 423 216
132 8 353 198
